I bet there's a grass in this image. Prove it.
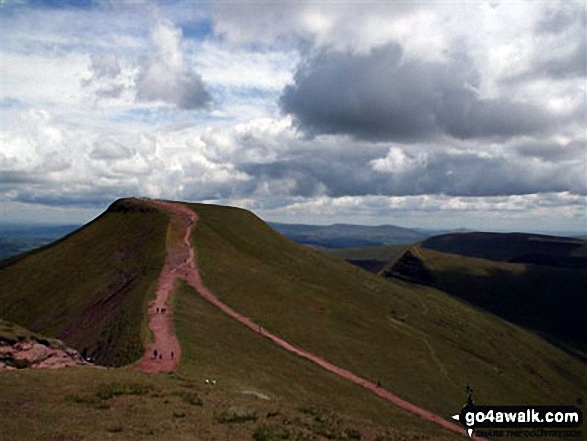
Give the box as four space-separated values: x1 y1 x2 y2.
389 245 587 358
1 198 586 440
0 319 63 349
186 202 587 419
174 280 445 436
0 198 169 366
0 366 442 440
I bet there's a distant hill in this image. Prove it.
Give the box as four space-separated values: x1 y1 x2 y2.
321 243 414 273
0 224 80 259
270 222 431 248
384 232 587 358
422 232 587 268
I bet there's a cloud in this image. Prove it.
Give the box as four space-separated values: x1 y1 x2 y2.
280 43 561 142
136 19 211 109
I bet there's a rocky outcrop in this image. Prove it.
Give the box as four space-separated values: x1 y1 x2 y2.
0 340 89 371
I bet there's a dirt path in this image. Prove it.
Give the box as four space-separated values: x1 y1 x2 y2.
139 200 482 439
136 200 196 373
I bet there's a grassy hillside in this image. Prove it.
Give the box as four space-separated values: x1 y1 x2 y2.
385 245 587 358
174 280 455 438
322 243 413 273
1 199 586 440
0 198 169 366
188 202 587 422
0 365 456 441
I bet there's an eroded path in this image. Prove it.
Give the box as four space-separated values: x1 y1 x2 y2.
140 200 482 439
136 200 196 373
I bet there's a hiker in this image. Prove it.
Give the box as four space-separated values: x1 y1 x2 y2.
153 349 158 359
159 354 162 360
376 380 381 388
171 352 174 360
156 307 159 314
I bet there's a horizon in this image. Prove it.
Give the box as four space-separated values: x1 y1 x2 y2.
1 203 585 238
0 1 585 232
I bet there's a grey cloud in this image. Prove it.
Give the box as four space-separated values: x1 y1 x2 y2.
95 84 126 98
280 43 559 142
515 140 586 162
535 2 582 34
83 53 126 98
136 66 211 110
510 2 587 81
89 53 121 79
90 142 134 161
531 39 586 80
239 143 586 198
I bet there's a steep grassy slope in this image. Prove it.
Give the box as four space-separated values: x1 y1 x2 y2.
0 198 168 366
174 280 456 438
385 245 587 358
188 202 587 422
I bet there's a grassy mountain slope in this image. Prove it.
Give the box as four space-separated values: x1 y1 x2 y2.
188 202 587 420
174 280 454 437
385 245 587 358
0 198 168 366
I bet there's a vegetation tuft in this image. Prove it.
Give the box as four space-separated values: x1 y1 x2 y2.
216 407 259 424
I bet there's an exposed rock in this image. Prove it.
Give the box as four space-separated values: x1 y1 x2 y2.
0 340 89 371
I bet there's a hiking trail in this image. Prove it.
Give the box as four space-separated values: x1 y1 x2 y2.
139 199 483 440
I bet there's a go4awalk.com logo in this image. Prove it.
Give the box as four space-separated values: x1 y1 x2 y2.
451 387 583 438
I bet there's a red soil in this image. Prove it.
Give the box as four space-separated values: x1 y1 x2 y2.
138 200 483 439
135 200 196 373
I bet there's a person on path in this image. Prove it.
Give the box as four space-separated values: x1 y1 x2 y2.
153 349 158 359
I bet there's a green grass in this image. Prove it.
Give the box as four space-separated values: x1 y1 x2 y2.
2 199 586 440
174 280 447 436
0 198 169 366
0 319 63 349
0 366 445 440
187 202 587 419
390 246 587 358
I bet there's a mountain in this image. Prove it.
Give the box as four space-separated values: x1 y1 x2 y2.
269 222 431 248
0 199 169 366
383 233 587 359
422 232 587 268
0 199 585 440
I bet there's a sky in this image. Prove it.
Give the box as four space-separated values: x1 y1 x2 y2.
0 0 585 233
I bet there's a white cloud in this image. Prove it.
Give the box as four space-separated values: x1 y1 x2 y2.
135 19 211 109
